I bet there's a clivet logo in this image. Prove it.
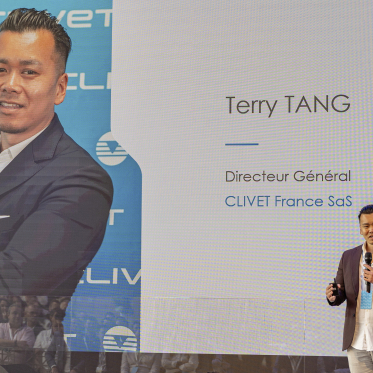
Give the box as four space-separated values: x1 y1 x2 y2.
96 132 127 166
0 9 113 28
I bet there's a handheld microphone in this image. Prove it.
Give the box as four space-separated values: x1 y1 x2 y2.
365 252 372 293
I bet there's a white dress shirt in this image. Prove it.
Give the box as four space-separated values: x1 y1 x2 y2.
0 126 48 173
0 323 35 365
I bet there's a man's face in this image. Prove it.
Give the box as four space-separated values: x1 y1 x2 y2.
8 306 22 328
0 29 67 136
49 301 59 311
360 213 373 245
25 306 40 324
51 318 64 335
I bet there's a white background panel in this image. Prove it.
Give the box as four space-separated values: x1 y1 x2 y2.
112 0 372 354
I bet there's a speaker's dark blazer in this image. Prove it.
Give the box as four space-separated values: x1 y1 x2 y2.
0 114 113 296
328 244 362 351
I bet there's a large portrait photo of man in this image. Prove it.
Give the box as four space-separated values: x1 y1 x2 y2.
0 2 142 372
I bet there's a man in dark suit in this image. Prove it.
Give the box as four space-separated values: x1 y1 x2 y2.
326 205 373 373
0 8 113 297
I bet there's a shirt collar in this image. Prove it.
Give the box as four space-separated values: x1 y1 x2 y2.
362 242 373 262
0 125 48 161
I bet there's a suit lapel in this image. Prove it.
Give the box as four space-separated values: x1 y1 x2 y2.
351 244 363 296
0 114 64 197
0 145 42 197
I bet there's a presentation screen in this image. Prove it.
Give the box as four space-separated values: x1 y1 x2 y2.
112 0 371 356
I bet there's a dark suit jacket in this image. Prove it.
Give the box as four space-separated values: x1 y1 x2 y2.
45 331 68 372
0 114 113 296
45 331 85 373
328 244 362 351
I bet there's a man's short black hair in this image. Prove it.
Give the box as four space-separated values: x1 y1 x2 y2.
0 8 71 73
358 205 373 221
50 308 65 321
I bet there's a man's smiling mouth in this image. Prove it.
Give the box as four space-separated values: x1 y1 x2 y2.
0 102 23 108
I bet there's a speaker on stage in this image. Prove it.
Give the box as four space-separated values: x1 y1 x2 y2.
0 365 36 373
